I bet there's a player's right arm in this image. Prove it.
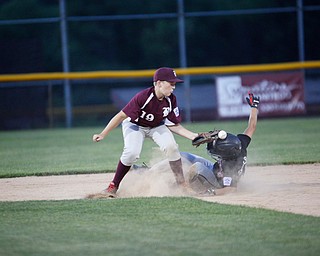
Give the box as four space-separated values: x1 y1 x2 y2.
92 110 128 142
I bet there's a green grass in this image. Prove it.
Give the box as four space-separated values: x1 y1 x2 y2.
0 127 121 177
0 117 320 256
0 198 319 256
0 117 320 178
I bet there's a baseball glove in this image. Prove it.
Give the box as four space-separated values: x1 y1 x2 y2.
192 130 220 147
246 92 260 108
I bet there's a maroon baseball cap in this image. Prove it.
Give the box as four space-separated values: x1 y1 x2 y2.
153 67 184 83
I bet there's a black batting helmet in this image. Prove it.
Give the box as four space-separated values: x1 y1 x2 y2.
206 133 241 160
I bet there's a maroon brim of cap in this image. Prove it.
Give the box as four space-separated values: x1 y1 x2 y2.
167 78 184 83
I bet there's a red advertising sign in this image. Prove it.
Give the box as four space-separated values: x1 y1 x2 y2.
216 71 306 118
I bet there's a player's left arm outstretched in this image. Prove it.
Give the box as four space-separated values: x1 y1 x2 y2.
243 92 260 138
167 123 199 140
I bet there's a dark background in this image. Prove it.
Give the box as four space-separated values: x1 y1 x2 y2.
0 0 319 129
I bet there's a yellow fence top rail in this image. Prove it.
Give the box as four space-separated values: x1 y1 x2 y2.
1 61 320 82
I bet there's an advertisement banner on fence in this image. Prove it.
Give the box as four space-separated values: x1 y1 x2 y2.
216 71 306 118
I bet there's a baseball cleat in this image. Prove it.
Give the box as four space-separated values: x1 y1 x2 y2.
86 182 118 199
104 182 118 197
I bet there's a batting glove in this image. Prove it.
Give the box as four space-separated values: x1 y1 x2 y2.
246 92 260 108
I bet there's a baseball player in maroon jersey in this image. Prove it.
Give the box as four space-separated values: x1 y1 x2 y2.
92 67 199 197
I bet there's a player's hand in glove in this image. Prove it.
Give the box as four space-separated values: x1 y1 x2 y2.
192 130 220 147
246 92 260 108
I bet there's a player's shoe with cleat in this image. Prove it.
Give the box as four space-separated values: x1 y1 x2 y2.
103 182 118 198
85 182 118 199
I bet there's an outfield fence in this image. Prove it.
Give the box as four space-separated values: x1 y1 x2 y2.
1 61 320 129
1 61 320 82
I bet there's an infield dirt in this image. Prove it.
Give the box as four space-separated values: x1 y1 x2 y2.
0 164 319 217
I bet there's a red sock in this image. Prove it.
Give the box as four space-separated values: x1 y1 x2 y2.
112 160 131 187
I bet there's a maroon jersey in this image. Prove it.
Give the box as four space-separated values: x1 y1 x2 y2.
122 87 181 128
